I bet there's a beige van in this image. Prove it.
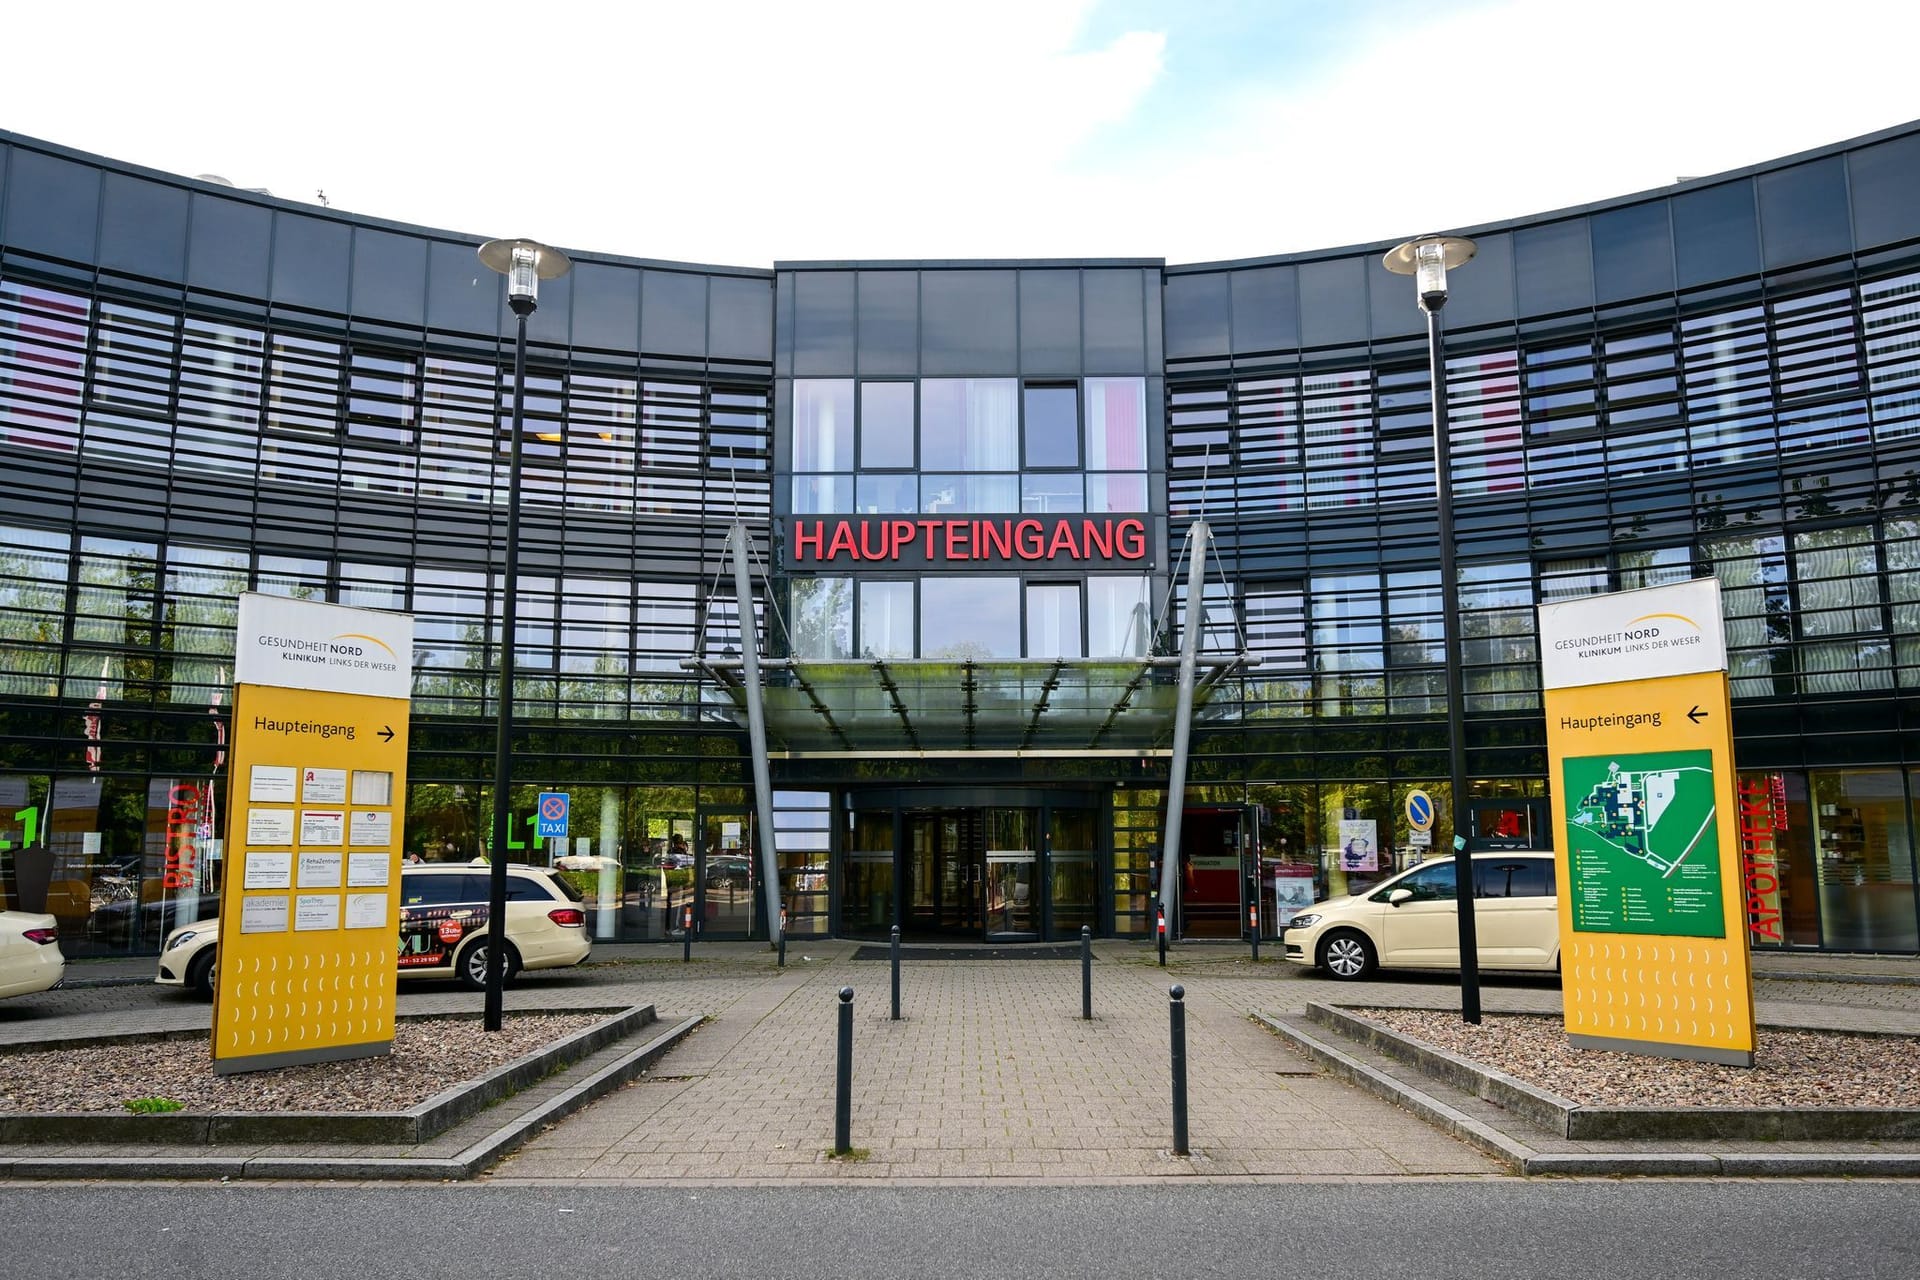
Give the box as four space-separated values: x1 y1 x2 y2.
1281 852 1559 980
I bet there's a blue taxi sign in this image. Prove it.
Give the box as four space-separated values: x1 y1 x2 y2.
536 791 570 839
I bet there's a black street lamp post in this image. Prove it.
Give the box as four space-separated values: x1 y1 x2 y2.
475 237 571 1032
1385 234 1482 1026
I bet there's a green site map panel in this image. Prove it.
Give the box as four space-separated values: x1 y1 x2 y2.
1562 749 1726 939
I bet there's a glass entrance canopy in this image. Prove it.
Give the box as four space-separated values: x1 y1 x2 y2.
689 656 1249 756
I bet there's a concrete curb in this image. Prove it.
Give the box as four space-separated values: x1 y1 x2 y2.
0 1006 656 1145
1257 1010 1920 1179
1305 1002 1920 1141
0 1014 702 1181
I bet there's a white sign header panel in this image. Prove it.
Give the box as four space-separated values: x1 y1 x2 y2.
1537 578 1726 691
235 594 415 699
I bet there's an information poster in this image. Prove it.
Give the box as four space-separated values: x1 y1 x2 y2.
1562 749 1725 938
1337 818 1378 872
345 893 389 929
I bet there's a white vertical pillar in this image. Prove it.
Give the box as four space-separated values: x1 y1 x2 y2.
597 789 619 940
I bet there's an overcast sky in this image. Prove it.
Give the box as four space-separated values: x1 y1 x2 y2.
4 1 1917 267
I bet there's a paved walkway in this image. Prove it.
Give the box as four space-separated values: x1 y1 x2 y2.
6 941 1920 1183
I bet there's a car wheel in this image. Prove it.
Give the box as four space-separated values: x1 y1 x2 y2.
457 938 521 992
1319 930 1377 981
187 949 218 1001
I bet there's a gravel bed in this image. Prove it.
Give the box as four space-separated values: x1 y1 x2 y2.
1360 1008 1920 1109
0 1014 606 1114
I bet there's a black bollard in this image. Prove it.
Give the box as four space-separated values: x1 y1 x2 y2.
1081 925 1093 1021
682 903 693 963
778 909 787 969
1170 984 1189 1156
890 924 901 1021
834 985 854 1154
1249 899 1260 963
1156 901 1168 968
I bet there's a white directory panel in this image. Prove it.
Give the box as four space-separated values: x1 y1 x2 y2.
344 893 389 929
293 894 341 931
247 809 296 846
240 895 289 934
300 810 345 846
297 851 343 888
347 852 391 887
302 767 348 804
249 766 298 804
242 850 293 890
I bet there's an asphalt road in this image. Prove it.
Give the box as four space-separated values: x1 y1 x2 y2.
4 1182 1918 1279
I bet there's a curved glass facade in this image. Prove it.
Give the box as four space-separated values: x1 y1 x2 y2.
3 121 1920 955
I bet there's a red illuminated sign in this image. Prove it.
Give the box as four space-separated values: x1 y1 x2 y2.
784 515 1152 570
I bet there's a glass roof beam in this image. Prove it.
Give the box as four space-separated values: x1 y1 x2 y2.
870 659 922 750
1018 658 1068 750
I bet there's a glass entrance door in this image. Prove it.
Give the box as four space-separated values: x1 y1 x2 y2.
1046 806 1098 937
698 810 757 939
983 808 1038 940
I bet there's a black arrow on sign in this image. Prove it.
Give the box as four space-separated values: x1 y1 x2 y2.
1686 706 1706 724
378 725 395 743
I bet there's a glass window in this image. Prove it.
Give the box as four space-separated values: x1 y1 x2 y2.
1026 583 1082 658
1704 533 1792 699
1084 377 1146 470
1311 571 1383 716
1383 860 1456 902
855 474 917 515
792 475 853 514
1811 770 1918 952
1886 518 1920 688
1086 473 1149 512
919 577 1019 659
1539 557 1608 603
1459 561 1538 712
789 578 852 660
920 474 1017 514
1020 472 1084 514
792 379 853 472
858 581 914 659
920 379 1017 471
859 382 914 469
1793 526 1889 694
1024 384 1079 468
1476 858 1552 899
1087 576 1151 658
1245 584 1306 672
624 583 695 692
1860 271 1920 443
1618 545 1692 590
